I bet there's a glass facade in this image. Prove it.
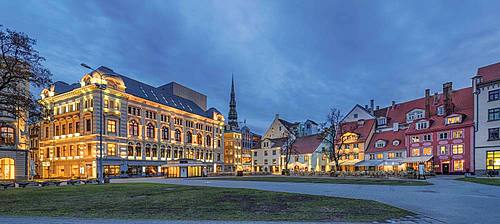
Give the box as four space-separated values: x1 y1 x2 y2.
486 151 500 170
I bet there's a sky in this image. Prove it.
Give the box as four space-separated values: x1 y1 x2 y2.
1 0 500 134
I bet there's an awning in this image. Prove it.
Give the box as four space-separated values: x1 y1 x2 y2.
339 160 361 166
355 160 383 167
401 156 433 163
381 159 404 166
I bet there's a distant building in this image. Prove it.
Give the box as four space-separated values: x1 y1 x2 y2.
240 125 261 171
473 62 500 175
37 66 225 179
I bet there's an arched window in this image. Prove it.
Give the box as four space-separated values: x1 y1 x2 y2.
167 146 172 159
127 142 134 156
197 133 202 145
161 127 169 140
175 129 181 142
206 135 212 147
160 145 166 158
152 145 158 158
173 148 178 159
135 143 142 157
186 131 193 143
145 144 151 157
0 126 15 146
129 120 139 136
0 158 15 179
146 123 155 139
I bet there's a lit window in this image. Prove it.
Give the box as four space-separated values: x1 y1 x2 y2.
388 152 395 159
107 120 116 134
486 150 500 170
439 145 448 155
0 158 15 179
376 153 383 159
423 147 432 156
453 130 463 139
452 144 463 154
412 148 420 156
446 116 462 125
453 160 464 171
107 144 116 156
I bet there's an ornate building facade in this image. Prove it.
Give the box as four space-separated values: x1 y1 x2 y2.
38 66 225 179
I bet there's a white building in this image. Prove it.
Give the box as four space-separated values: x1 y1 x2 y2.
473 62 500 175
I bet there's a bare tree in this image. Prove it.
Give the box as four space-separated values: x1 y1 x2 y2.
281 133 296 175
319 108 354 172
0 25 52 122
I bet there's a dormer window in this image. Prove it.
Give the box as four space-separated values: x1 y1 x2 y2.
437 106 445 116
375 140 386 148
406 109 424 123
392 140 400 146
446 115 462 125
416 120 429 130
377 117 387 126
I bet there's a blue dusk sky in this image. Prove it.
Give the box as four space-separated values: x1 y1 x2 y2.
1 0 500 134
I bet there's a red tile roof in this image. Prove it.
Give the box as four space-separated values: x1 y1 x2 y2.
476 62 500 84
291 134 323 154
366 129 406 153
340 119 376 142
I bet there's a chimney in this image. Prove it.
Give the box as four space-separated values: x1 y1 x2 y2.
376 106 380 110
443 82 454 115
425 89 431 118
391 101 396 109
370 99 374 114
433 92 439 105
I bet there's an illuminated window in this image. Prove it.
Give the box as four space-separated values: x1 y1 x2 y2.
388 152 395 159
376 153 383 159
452 144 463 154
453 160 464 171
410 136 420 143
439 145 448 155
107 144 116 156
104 100 109 108
453 130 463 139
0 126 15 146
486 150 500 170
129 120 139 136
423 147 432 156
196 133 202 144
412 148 420 156
0 158 15 180
446 116 462 125
107 120 116 134
135 143 142 157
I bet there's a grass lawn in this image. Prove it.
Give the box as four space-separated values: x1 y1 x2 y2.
0 183 411 222
456 177 500 186
211 176 431 186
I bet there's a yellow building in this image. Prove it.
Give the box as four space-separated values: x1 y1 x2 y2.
223 131 242 172
38 66 225 179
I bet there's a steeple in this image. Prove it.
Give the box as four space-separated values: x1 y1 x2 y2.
228 74 239 130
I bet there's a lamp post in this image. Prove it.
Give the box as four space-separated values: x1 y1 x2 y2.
80 63 106 184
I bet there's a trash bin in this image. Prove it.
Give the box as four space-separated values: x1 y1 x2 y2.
236 171 243 176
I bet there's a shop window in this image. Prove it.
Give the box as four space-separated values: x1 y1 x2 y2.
0 158 15 179
486 151 500 170
412 148 420 157
423 147 432 156
453 160 464 171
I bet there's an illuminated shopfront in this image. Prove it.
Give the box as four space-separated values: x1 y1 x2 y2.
162 159 207 178
0 158 15 180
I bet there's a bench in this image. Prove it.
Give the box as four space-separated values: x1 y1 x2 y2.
0 182 14 189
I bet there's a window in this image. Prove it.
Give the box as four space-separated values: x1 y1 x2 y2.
127 143 134 156
412 148 420 156
161 127 169 140
410 136 420 143
0 126 15 146
452 144 463 154
439 145 448 155
206 135 212 147
488 108 500 121
197 133 202 144
107 144 116 156
86 119 91 132
446 116 462 125
353 143 359 148
253 151 257 156
486 150 500 170
0 158 15 180
353 113 358 118
369 154 375 160
375 140 386 148
264 151 268 156
186 131 193 143
392 140 400 146
437 106 445 116
146 123 155 138
129 120 139 136
377 117 387 126
272 150 276 155
453 160 464 171
69 123 73 134
376 153 383 159
62 124 66 135
423 134 432 141
423 147 432 156
416 121 429 130
145 144 151 157
489 128 500 141
439 132 448 140
407 110 424 122
489 90 500 101
453 130 463 139
175 129 181 141
354 153 359 159
272 159 277 164
107 120 116 134
388 152 395 159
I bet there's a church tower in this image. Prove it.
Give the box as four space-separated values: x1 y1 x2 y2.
227 74 239 130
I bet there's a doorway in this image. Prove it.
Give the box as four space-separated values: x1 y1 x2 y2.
442 163 450 175
180 167 188 178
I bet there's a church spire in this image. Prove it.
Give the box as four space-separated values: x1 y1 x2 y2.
228 74 239 130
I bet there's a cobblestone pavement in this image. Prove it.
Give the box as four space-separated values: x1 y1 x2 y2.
113 176 500 224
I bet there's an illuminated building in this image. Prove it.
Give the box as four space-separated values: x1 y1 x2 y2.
223 76 242 172
38 66 224 179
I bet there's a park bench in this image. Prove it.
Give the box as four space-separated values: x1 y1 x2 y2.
17 182 32 188
66 179 79 185
0 182 14 189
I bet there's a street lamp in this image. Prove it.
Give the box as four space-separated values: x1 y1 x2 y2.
81 63 107 184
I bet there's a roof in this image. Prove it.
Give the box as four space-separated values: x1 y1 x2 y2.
278 118 297 130
366 129 406 153
340 119 376 142
51 66 220 119
291 134 323 154
476 61 500 84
